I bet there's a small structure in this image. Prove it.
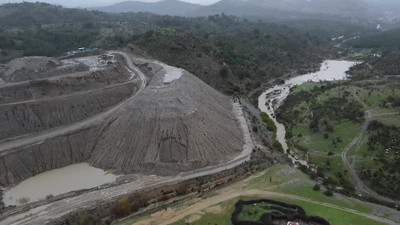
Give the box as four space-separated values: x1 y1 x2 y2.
65 47 99 56
287 222 300 225
99 54 115 65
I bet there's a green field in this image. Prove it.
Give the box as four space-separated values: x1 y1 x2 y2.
118 164 398 225
166 165 395 225
278 78 400 192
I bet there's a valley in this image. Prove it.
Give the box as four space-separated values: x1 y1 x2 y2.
0 1 400 225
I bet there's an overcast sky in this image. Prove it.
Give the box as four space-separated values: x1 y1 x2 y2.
0 0 220 7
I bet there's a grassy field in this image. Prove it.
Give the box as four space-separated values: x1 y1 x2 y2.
279 78 400 191
166 165 394 225
121 164 398 225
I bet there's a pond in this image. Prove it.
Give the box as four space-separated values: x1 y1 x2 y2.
3 163 118 206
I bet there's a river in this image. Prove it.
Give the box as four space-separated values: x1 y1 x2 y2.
258 60 358 166
3 163 118 206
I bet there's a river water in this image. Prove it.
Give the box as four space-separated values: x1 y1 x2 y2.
3 163 118 206
258 60 358 166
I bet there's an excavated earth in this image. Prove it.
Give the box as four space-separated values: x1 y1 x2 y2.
0 52 245 192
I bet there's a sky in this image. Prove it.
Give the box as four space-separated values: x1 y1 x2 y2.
0 0 220 7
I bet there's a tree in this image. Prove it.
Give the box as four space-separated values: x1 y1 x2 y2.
313 184 321 191
324 190 333 197
219 66 229 78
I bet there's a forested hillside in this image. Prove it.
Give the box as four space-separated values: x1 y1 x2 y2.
0 2 332 96
348 28 400 48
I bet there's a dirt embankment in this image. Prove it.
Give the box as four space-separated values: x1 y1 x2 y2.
0 53 137 186
0 125 100 186
90 62 244 175
0 55 135 140
0 52 247 189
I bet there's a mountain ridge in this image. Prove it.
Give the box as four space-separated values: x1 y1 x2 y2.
90 0 201 16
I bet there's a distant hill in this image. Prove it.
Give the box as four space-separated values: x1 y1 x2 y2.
91 0 201 16
93 0 374 19
193 0 374 20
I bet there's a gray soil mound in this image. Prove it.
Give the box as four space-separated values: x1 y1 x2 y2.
0 56 88 82
0 53 245 186
89 68 243 175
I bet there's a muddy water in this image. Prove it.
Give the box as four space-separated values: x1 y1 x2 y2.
258 60 358 166
3 163 118 206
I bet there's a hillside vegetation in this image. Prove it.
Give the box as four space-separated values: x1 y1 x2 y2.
277 74 400 199
348 28 400 48
0 2 331 96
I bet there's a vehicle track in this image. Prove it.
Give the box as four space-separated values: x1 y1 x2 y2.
130 170 399 225
342 107 400 205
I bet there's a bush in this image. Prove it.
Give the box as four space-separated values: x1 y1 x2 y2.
323 190 333 197
260 112 277 132
313 184 321 191
252 126 258 133
219 66 229 78
176 183 190 196
273 140 284 152
111 197 131 217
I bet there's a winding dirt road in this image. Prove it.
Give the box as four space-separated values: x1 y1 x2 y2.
131 171 399 225
341 106 400 205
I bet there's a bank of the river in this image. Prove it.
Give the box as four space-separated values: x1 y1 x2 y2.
258 60 358 166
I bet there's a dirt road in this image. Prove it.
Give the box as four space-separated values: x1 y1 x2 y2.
342 107 400 205
131 172 399 225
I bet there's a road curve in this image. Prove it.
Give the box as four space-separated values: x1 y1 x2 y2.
152 189 400 225
0 51 146 154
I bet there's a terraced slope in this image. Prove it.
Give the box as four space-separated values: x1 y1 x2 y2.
90 62 244 175
0 52 246 187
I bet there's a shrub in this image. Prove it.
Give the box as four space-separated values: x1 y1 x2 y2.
252 126 258 133
323 190 333 197
273 140 284 152
260 112 277 132
313 184 321 191
176 183 190 196
111 197 131 217
219 66 229 78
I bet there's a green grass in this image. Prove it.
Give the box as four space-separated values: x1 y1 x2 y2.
290 120 361 179
122 165 393 225
268 197 386 225
238 202 282 221
291 82 323 94
376 114 400 127
260 112 277 132
249 165 368 212
284 82 399 184
170 194 385 225
170 199 236 225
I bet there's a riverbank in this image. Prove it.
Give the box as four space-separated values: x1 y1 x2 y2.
258 60 358 167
